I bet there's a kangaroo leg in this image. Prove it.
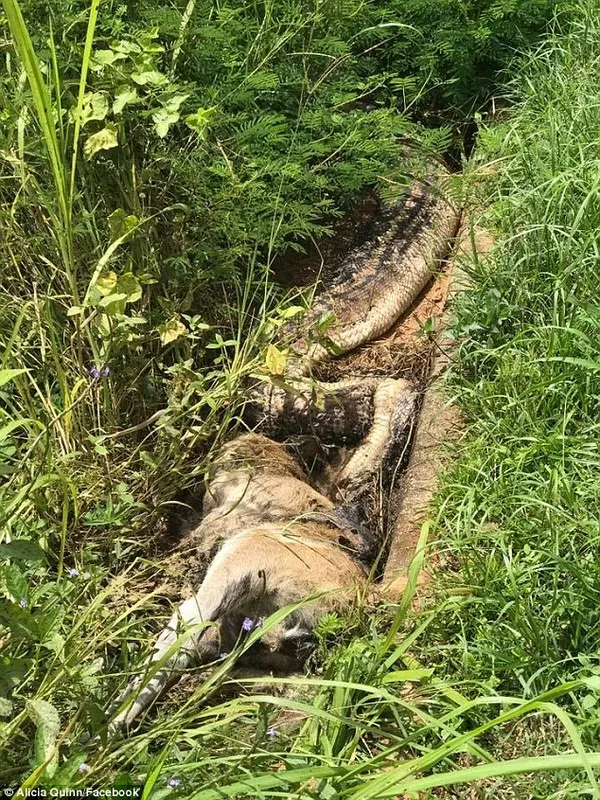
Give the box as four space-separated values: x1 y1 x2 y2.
108 551 241 734
108 595 222 735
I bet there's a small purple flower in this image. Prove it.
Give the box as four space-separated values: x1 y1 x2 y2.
19 598 27 608
90 365 109 379
241 617 255 632
266 727 279 739
167 778 181 788
78 762 91 775
69 568 80 577
219 652 229 659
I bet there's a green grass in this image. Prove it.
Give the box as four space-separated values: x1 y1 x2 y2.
429 0 600 693
410 0 600 792
4 0 600 796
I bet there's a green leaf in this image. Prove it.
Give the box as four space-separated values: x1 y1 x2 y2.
78 91 109 126
113 85 138 114
131 70 166 86
92 48 127 69
98 292 127 311
381 668 433 684
3 563 28 603
583 676 600 692
0 540 46 562
152 107 180 138
159 318 187 345
84 123 118 159
117 272 142 303
185 107 214 138
115 40 141 55
0 603 38 641
0 656 28 694
163 93 189 113
66 306 83 317
26 698 61 776
265 344 287 376
108 209 139 238
581 694 597 710
95 271 118 296
279 305 305 319
0 368 27 388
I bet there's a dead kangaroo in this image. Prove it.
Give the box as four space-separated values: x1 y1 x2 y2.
109 433 378 734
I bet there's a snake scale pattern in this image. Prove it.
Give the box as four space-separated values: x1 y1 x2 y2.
249 167 461 496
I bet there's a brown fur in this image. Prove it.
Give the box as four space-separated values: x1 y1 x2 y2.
109 434 369 734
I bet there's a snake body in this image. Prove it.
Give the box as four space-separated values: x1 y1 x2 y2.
292 175 460 362
249 170 461 460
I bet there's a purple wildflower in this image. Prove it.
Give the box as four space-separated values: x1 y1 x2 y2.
266 727 279 739
100 366 110 378
167 778 181 788
78 762 91 775
19 598 27 608
219 652 229 659
89 366 101 379
69 568 80 577
241 617 255 632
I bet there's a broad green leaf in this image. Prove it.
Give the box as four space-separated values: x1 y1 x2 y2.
98 292 127 312
163 93 189 113
108 208 139 238
42 633 65 655
582 694 597 710
95 271 118 296
265 344 287 375
131 70 166 86
0 368 27 388
26 698 60 777
84 123 118 159
0 540 46 562
66 306 83 317
152 108 180 138
113 85 138 114
78 91 109 126
159 318 187 345
279 305 305 319
4 563 28 603
0 603 38 641
92 48 127 69
115 40 141 55
583 676 600 692
117 272 142 303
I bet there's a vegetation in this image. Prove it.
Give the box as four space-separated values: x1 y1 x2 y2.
4 0 600 795
416 0 600 789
